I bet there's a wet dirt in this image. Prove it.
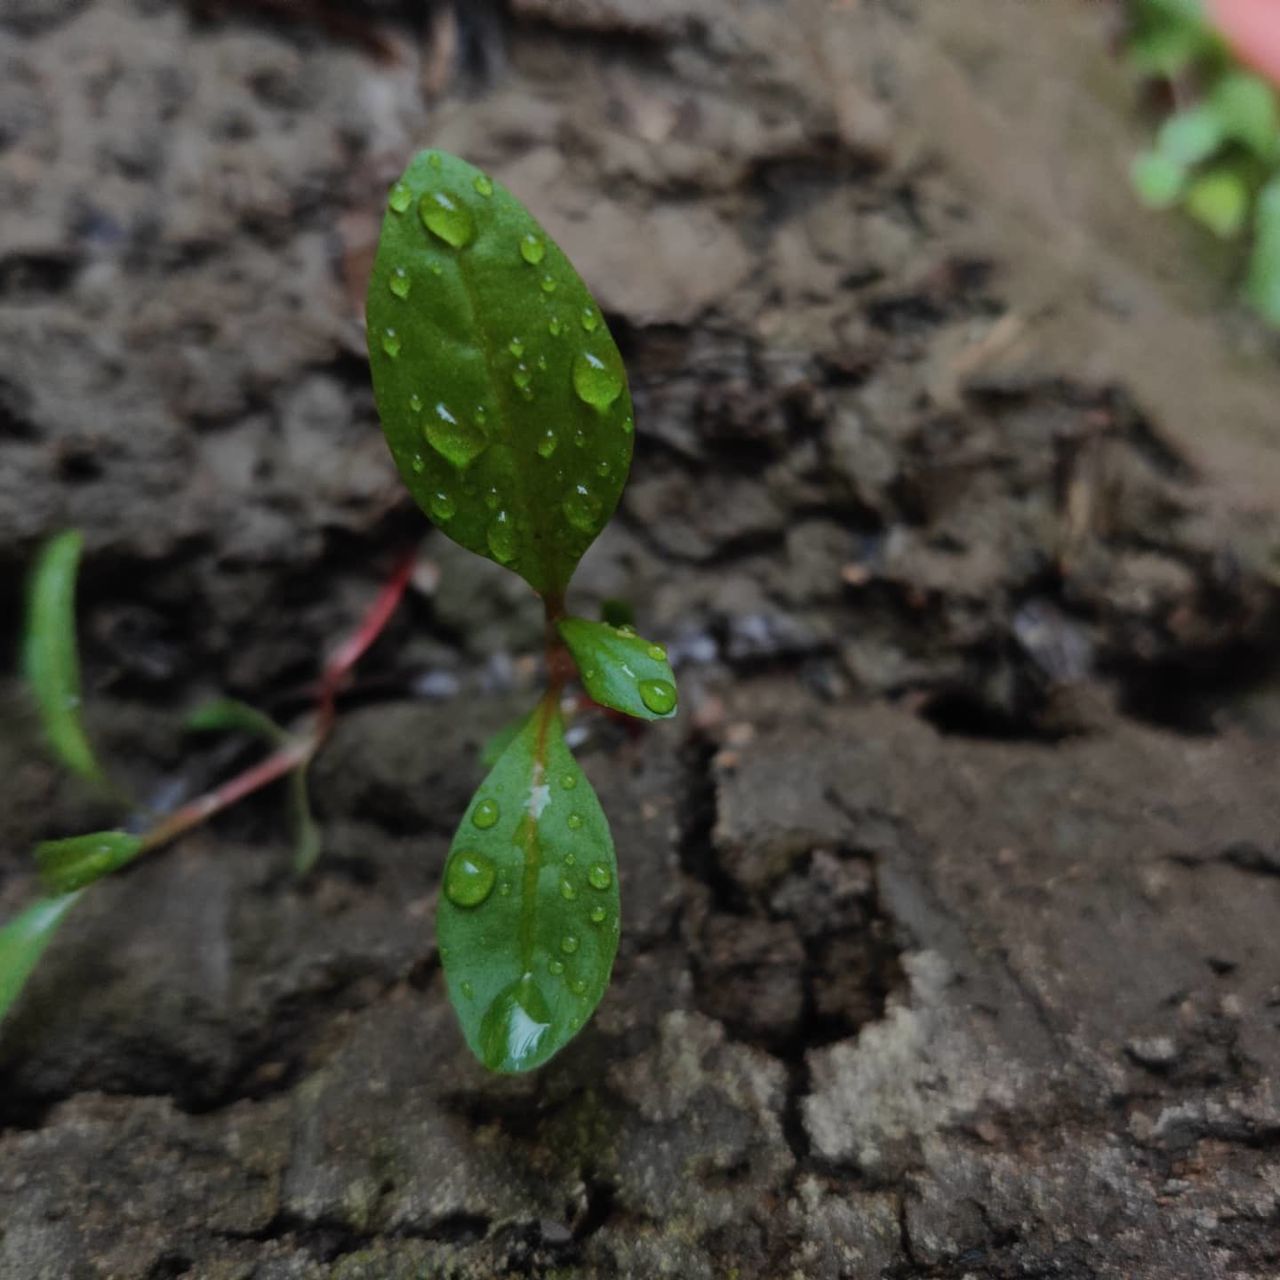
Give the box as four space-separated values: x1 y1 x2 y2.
1 1 1279 1277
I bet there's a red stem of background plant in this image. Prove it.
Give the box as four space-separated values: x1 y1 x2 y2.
138 547 417 856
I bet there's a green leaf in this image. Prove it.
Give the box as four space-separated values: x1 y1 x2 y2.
186 698 288 744
1184 166 1250 237
437 700 619 1072
0 893 81 1023
557 617 679 722
35 830 144 893
1132 150 1187 209
1245 178 1280 325
22 530 104 785
479 711 533 769
1157 105 1224 167
366 150 635 598
1127 0 1213 75
1208 72 1279 161
289 766 322 875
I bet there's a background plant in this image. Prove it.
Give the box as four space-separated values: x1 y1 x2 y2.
365 149 678 1073
1127 0 1280 324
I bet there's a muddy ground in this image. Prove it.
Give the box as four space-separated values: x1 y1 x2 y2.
2 1 1280 1277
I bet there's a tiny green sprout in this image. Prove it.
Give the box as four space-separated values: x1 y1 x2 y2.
367 149 678 1072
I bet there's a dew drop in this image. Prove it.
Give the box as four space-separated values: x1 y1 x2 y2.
622 415 634 434
461 980 475 999
388 181 412 213
484 487 500 511
410 455 425 474
430 262 443 276
520 233 545 265
424 401 488 468
616 624 637 638
479 974 551 1072
560 773 578 791
536 428 558 459
548 317 563 337
474 405 488 425
444 850 496 907
572 351 622 410
549 958 565 975
560 878 578 901
540 274 557 293
430 490 456 522
419 190 475 248
639 678 677 715
567 812 584 831
580 306 599 332
409 392 423 413
560 933 580 955
646 643 667 661
498 879 512 897
381 328 401 358
570 978 587 996
589 905 607 924
597 461 610 478
564 852 576 867
473 173 494 197
536 355 548 372
587 863 612 891
389 266 411 299
472 798 499 829
487 511 517 564
509 337 524 358
512 363 533 390
428 152 443 170
563 484 602 533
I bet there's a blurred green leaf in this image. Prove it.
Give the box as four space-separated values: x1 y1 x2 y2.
438 702 618 1072
186 698 287 744
1184 166 1250 237
1209 72 1279 160
22 530 104 786
35 830 144 894
0 893 81 1023
1157 105 1224 166
557 617 679 722
599 598 635 629
1127 0 1213 76
289 766 322 875
1132 150 1187 208
1245 178 1280 324
366 149 635 597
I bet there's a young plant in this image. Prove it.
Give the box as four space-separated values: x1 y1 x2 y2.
366 150 677 1073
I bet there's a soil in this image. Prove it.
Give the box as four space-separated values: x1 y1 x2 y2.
2 1 1280 1277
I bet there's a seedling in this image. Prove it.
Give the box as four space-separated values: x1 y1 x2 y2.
366 149 678 1072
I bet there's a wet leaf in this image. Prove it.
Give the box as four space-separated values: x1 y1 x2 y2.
367 149 635 597
557 617 678 722
186 698 287 744
22 530 103 785
437 700 619 1072
1246 178 1280 324
35 830 144 894
0 893 81 1024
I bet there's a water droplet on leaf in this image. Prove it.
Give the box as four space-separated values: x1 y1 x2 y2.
536 429 558 459
576 350 624 409
473 173 494 197
479 974 551 1072
461 980 475 999
472 799 499 829
389 267 411 298
409 392 423 412
424 402 488 468
646 643 667 661
381 328 401 358
563 485 602 533
509 337 524 358
560 878 577 901
487 511 517 563
580 306 598 333
587 863 612 891
560 773 577 790
520 233 545 265
570 978 587 996
430 491 456 521
589 905 607 924
419 190 475 248
639 678 677 715
560 933 580 955
444 850 496 907
549 958 565 975
540 274 557 293
548 317 563 337
567 812 584 831
388 181 412 213
512 363 532 390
